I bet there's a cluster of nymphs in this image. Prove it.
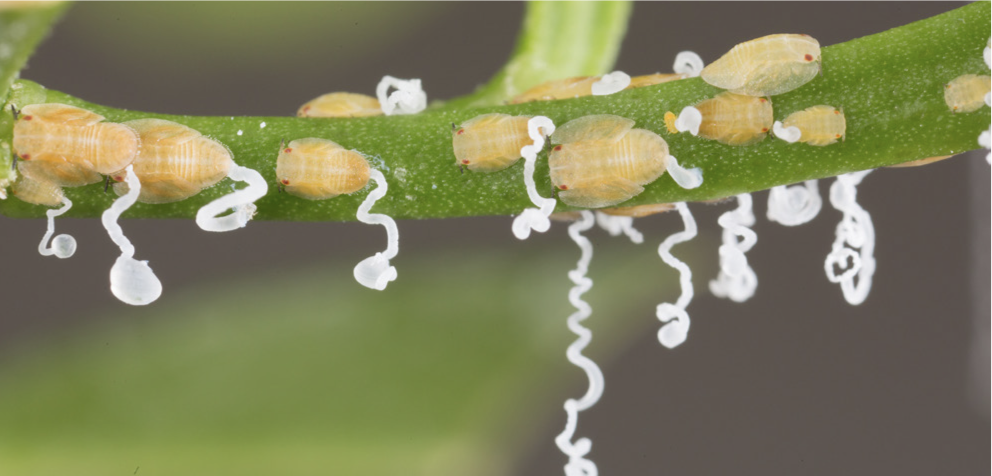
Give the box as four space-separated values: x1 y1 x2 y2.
1 76 427 304
457 32 988 476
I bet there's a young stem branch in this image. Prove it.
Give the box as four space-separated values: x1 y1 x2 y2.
0 2 988 222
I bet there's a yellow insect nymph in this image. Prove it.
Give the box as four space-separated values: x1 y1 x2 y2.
701 34 821 97
276 138 371 201
297 92 384 118
600 203 675 218
782 105 846 146
509 76 599 104
665 92 773 146
12 103 139 186
943 74 991 113
111 119 235 204
10 163 64 207
549 115 669 208
626 73 685 90
452 113 534 172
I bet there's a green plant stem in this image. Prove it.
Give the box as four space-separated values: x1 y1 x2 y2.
441 1 633 109
0 2 989 222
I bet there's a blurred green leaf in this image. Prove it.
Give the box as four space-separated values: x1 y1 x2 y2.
0 241 710 476
0 0 67 187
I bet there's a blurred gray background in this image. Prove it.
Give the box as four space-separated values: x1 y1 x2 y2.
0 2 987 474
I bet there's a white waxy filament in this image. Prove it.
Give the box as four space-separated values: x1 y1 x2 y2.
673 51 704 78
376 75 427 116
772 121 801 143
656 202 697 349
824 171 875 305
674 106 702 136
709 193 758 302
767 180 822 226
594 212 643 244
554 211 604 476
984 40 990 69
979 127 990 164
664 155 703 189
512 116 557 240
354 169 400 291
591 71 631 96
102 165 162 306
38 197 76 259
196 165 268 232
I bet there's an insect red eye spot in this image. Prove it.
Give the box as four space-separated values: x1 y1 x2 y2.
761 127 769 133
280 179 290 185
113 176 123 182
804 54 814 62
23 115 32 121
558 185 568 190
20 153 30 160
461 160 470 164
302 106 310 112
835 134 842 138
284 148 292 153
553 145 562 151
834 110 841 114
456 129 464 135
759 98 767 103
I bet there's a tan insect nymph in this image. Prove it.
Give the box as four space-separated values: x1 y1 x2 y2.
452 113 534 172
276 138 371 201
600 203 676 218
109 119 234 204
10 162 64 207
943 74 991 113
701 33 821 97
782 105 846 146
549 115 669 208
888 155 953 168
665 92 773 146
297 92 384 118
626 73 686 90
12 103 139 186
509 76 600 104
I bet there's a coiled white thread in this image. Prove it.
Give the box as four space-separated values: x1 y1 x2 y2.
709 194 758 302
983 37 990 69
554 210 604 476
38 197 76 259
656 202 697 349
767 180 822 226
672 107 702 136
196 165 268 232
102 165 162 305
824 171 875 305
594 212 643 244
354 169 399 291
512 116 557 240
673 51 704 77
591 71 631 96
664 155 704 189
772 121 801 143
376 76 427 116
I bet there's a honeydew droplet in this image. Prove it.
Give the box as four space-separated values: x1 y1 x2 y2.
38 197 76 259
102 165 162 306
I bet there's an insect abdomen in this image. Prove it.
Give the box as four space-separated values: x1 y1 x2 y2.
944 74 991 113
